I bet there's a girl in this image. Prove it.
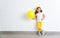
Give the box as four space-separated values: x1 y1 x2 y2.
35 7 45 35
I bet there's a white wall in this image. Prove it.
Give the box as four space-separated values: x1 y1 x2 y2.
0 0 60 31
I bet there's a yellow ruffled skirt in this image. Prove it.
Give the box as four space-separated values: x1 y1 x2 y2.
37 21 42 32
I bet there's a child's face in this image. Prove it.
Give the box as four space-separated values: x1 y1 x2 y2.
37 8 41 12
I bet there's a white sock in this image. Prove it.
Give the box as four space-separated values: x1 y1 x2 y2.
38 31 41 35
42 30 45 35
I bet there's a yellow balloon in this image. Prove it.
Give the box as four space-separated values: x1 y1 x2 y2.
27 10 35 19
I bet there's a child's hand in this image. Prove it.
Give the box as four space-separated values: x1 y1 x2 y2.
32 18 35 20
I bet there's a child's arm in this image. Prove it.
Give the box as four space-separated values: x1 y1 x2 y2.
35 15 37 20
32 15 37 20
41 14 45 21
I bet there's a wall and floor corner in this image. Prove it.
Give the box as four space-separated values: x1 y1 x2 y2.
0 0 60 32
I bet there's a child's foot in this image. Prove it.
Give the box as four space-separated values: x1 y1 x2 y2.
37 31 41 36
37 31 45 36
40 31 42 35
41 30 45 35
39 31 41 36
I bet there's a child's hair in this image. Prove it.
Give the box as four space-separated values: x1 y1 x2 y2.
35 7 42 15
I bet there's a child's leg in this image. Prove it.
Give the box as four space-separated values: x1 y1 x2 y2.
38 31 41 35
37 22 42 35
41 30 45 35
